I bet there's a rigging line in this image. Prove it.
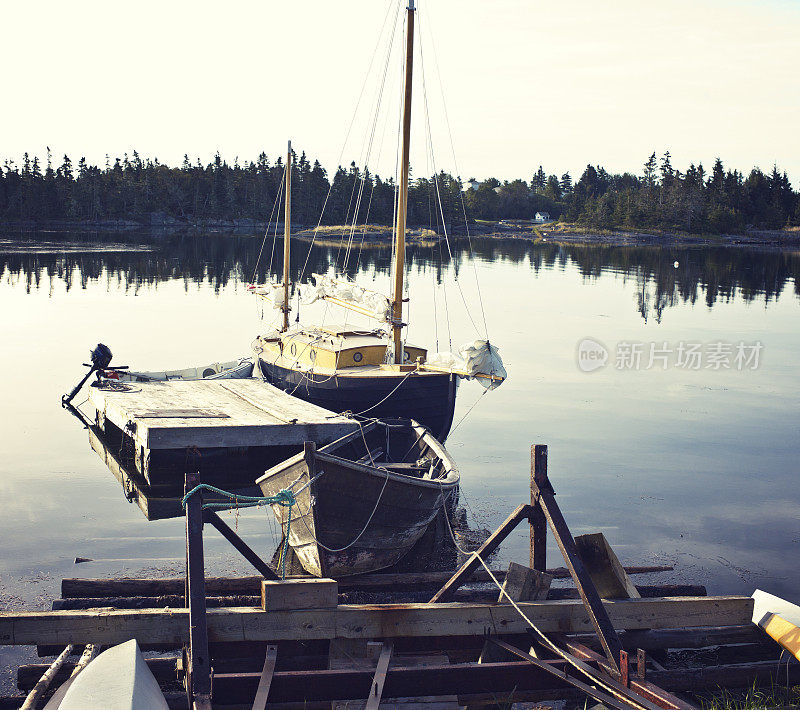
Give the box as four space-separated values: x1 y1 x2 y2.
421 7 489 339
266 165 287 279
250 163 286 284
448 387 487 437
355 47 401 274
347 0 403 273
437 215 453 348
417 14 481 339
387 3 406 318
343 0 404 276
299 0 402 284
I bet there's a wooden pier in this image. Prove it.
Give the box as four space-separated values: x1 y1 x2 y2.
87 378 357 484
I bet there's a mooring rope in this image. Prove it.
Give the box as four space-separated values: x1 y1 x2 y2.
181 483 296 511
182 483 303 579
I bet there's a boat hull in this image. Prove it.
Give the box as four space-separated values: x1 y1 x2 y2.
258 421 459 577
258 360 458 441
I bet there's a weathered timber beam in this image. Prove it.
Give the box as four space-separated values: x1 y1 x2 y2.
0 596 752 646
430 504 533 602
649 659 800 692
573 624 762 652
203 511 278 581
533 483 623 668
17 657 178 693
212 660 572 704
59 566 674 598
553 637 695 710
488 638 661 710
49 584 706 612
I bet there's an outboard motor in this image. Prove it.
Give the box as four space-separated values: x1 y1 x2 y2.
62 343 126 407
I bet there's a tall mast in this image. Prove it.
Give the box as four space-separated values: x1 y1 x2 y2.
391 0 415 364
282 141 292 332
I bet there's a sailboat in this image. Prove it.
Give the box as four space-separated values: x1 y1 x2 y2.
250 0 505 441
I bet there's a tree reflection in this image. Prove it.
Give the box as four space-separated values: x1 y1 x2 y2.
1 231 798 320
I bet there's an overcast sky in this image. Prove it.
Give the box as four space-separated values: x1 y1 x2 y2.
3 0 798 185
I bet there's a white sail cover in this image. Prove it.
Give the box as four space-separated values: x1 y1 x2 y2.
250 282 288 310
429 340 507 389
302 273 392 322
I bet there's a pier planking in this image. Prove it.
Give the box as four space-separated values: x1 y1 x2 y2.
87 378 358 481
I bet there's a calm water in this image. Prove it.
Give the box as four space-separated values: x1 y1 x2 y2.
1 231 799 680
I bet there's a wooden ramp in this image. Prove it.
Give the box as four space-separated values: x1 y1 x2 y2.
87 378 357 483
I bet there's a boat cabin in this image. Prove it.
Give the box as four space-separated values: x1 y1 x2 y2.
257 325 427 372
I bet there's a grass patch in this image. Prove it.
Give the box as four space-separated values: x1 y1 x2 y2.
700 681 800 710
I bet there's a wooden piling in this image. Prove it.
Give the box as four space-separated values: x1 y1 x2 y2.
530 444 548 572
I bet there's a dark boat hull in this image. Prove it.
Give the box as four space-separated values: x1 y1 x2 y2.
257 421 459 577
259 361 459 441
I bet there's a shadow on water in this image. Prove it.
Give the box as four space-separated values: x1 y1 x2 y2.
1 231 798 320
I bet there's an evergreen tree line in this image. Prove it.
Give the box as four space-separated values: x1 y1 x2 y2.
1 148 797 233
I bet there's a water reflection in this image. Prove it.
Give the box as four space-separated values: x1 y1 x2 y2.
1 231 798 320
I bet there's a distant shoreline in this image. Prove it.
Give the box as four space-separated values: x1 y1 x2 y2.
2 219 798 250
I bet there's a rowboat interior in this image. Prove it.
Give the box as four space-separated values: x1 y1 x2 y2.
257 418 460 577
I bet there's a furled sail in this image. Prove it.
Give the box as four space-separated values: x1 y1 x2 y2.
249 282 290 310
302 273 392 322
428 340 507 389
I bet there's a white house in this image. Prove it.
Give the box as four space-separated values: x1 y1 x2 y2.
535 211 551 222
462 179 480 192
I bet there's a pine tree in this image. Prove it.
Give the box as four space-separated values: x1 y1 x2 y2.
643 152 657 187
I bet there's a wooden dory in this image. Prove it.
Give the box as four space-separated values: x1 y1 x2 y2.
256 419 459 577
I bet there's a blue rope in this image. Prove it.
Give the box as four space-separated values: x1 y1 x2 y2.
181 483 296 511
182 483 297 579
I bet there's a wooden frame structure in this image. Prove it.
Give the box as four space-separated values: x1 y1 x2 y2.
5 443 787 710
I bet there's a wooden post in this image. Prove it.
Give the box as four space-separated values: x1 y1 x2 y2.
184 472 212 709
529 445 548 572
429 504 532 603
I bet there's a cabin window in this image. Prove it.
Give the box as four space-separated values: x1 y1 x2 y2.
353 351 363 363
310 349 317 363
290 343 297 357
403 350 411 362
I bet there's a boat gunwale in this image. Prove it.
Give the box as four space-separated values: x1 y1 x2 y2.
315 450 459 489
256 419 459 491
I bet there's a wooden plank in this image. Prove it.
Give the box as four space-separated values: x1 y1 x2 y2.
0 596 753 646
429 505 531 603
486 639 645 710
261 579 338 611
575 533 641 599
133 409 230 418
204 511 278 581
365 642 393 710
498 562 552 603
252 645 277 710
